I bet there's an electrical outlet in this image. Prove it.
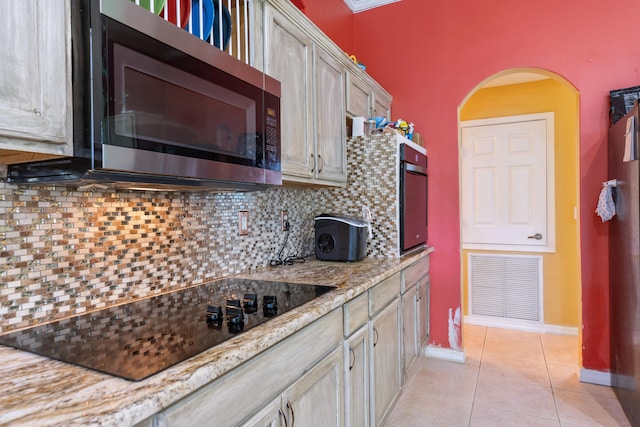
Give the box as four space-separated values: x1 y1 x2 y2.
238 210 249 235
281 210 289 231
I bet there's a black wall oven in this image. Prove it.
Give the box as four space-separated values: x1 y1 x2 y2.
400 143 428 252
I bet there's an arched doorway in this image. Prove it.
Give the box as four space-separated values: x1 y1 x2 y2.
457 68 581 354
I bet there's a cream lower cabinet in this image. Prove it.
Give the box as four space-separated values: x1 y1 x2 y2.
344 324 369 427
140 256 430 427
402 283 419 379
403 256 431 352
243 347 343 427
370 298 402 426
0 1 73 163
344 272 402 427
150 309 342 427
263 1 346 186
418 274 430 346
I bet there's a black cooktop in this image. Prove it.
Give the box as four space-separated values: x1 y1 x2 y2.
0 278 334 381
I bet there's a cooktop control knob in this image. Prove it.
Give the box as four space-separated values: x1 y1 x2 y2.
226 299 241 308
263 295 278 317
226 306 245 334
206 305 223 323
243 293 258 314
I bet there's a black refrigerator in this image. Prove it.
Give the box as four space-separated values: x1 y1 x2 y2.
608 102 640 426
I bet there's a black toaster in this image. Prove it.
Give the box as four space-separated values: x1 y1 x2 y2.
314 214 368 262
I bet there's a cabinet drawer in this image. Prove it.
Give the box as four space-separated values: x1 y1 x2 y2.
343 292 369 337
157 309 342 427
402 256 430 294
369 272 401 316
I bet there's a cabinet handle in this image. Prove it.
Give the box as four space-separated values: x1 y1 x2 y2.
373 327 379 347
310 154 316 173
318 155 323 173
279 407 288 427
286 400 295 427
349 347 355 371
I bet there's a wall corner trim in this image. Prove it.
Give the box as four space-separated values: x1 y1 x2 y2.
424 345 466 364
580 368 612 386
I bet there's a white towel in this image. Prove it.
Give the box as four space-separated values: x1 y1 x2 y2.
595 185 615 222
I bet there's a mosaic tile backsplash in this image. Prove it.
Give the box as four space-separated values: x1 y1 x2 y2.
0 133 403 333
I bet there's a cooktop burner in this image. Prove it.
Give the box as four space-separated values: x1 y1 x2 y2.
0 278 334 381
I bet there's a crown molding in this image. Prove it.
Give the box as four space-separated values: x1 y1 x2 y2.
342 0 400 13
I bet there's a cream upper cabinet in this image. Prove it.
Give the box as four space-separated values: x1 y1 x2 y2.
263 1 347 186
346 69 392 120
372 88 392 121
0 1 73 163
346 70 392 121
345 70 372 119
314 46 347 184
264 4 314 180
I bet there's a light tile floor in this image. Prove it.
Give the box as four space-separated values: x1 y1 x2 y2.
386 325 631 427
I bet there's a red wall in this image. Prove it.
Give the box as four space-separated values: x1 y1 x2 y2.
306 0 640 371
300 1 354 54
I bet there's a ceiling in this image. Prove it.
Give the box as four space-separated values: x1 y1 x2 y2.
343 0 400 13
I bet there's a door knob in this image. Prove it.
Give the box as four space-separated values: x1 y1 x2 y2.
527 233 543 240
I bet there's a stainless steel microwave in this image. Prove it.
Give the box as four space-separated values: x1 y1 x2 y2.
8 0 281 191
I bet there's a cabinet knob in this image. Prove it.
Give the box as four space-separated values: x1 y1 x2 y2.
373 327 379 347
310 154 316 173
318 155 323 173
527 233 543 240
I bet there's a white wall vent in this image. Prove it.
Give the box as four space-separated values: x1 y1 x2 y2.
469 254 542 322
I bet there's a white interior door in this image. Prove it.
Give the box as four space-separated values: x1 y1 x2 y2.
461 113 555 252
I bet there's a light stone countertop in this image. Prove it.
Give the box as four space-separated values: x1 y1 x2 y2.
0 249 431 427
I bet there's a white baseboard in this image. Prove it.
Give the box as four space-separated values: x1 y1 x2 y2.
580 368 612 386
424 345 466 363
465 315 578 336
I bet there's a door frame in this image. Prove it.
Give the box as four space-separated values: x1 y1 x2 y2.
459 112 556 253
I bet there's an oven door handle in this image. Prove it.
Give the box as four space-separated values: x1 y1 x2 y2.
404 163 427 175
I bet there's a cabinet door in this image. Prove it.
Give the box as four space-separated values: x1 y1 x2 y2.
370 298 402 426
402 286 419 378
314 46 347 184
419 274 430 346
241 398 285 427
0 1 73 157
282 347 343 427
372 89 391 121
264 5 314 179
345 70 371 118
344 325 369 427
